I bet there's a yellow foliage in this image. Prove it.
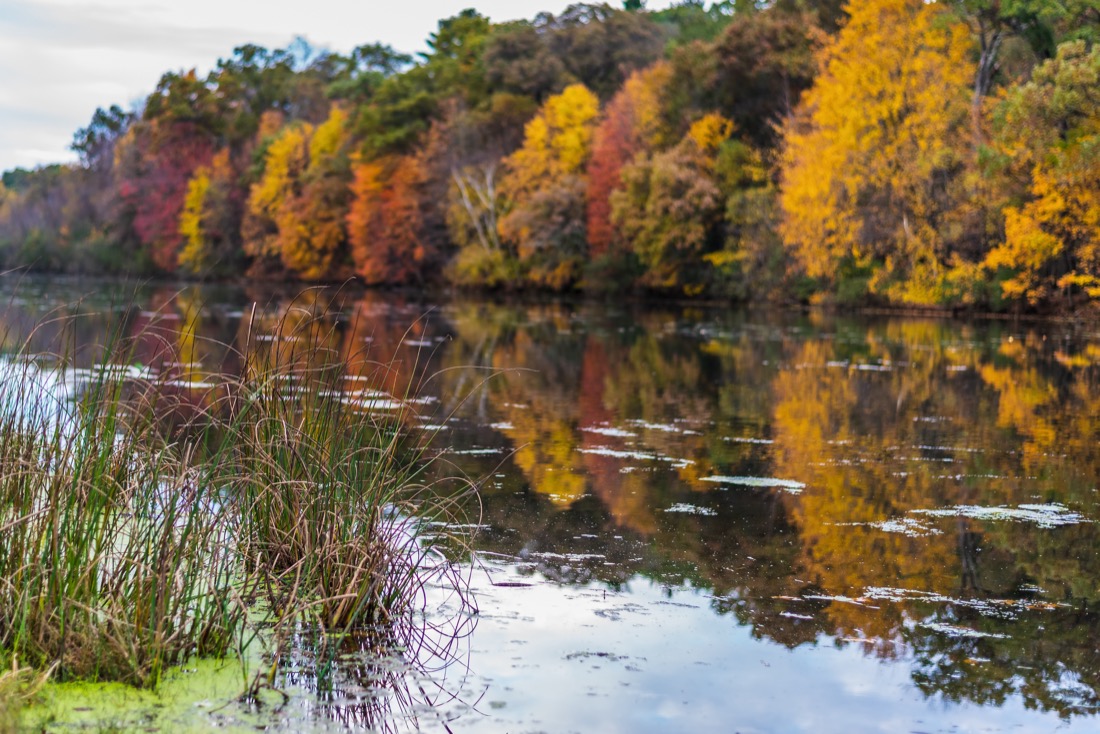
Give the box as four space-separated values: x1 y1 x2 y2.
688 113 734 155
177 167 210 273
178 149 233 275
986 166 1100 304
779 0 975 298
244 105 351 279
309 105 348 163
503 83 600 197
621 60 674 149
984 42 1100 306
247 124 312 260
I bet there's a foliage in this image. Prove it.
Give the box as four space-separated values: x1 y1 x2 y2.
115 118 216 272
497 84 601 289
178 149 244 277
586 61 672 257
780 0 977 306
611 116 733 293
244 106 352 280
983 42 1100 307
0 0 1098 310
347 154 434 284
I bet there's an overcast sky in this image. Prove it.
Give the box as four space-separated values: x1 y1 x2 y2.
0 0 675 174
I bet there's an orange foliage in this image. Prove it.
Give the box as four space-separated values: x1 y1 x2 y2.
347 155 433 285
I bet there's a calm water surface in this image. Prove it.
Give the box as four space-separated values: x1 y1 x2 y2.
5 277 1100 733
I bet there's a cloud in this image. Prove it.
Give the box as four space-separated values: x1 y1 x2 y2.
0 0 676 171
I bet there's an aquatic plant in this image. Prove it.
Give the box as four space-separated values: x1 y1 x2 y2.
0 333 248 687
0 294 477 699
221 301 473 639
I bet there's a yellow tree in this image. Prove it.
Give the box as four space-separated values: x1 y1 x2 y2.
281 106 351 280
498 84 600 288
244 122 311 264
502 83 601 193
178 167 210 271
984 42 1100 307
779 0 976 305
178 149 240 276
243 106 352 280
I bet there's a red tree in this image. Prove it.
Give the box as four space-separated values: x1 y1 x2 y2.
117 121 214 271
585 61 670 257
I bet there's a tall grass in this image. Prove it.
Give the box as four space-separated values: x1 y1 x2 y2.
0 337 248 687
219 301 475 679
0 293 477 701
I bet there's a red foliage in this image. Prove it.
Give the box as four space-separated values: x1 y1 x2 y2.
586 96 638 257
118 122 214 271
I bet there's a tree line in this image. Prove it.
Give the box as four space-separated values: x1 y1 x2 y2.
0 0 1097 310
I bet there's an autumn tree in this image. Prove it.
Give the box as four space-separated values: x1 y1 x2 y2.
114 123 215 272
346 153 435 285
497 84 601 289
243 121 309 273
111 68 231 272
178 149 246 277
243 105 353 280
283 106 353 279
983 42 1100 307
610 114 734 294
586 61 671 259
779 0 976 305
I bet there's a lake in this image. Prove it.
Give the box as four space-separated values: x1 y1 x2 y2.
4 276 1099 733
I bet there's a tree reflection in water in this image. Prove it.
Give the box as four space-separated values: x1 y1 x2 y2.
2 279 1099 726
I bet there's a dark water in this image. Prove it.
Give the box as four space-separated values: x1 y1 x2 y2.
5 276 1100 733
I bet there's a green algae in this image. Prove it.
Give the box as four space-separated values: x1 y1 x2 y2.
20 658 266 733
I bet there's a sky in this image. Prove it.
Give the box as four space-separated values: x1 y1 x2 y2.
0 0 675 175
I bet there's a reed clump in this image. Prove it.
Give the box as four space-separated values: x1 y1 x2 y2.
220 303 469 637
0 355 247 687
0 297 475 699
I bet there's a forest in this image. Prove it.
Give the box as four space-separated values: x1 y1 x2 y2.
0 0 1097 311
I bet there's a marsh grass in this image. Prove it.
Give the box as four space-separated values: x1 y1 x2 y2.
0 332 249 687
0 292 478 702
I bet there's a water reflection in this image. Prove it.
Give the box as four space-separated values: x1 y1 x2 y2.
3 276 1099 730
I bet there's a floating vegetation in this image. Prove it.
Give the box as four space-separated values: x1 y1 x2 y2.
863 587 1069 619
909 503 1090 528
578 446 695 470
700 475 805 494
627 419 702 436
722 436 774 445
802 594 880 609
580 425 639 438
919 622 1009 640
446 448 503 456
664 504 717 516
578 446 657 461
834 517 943 537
